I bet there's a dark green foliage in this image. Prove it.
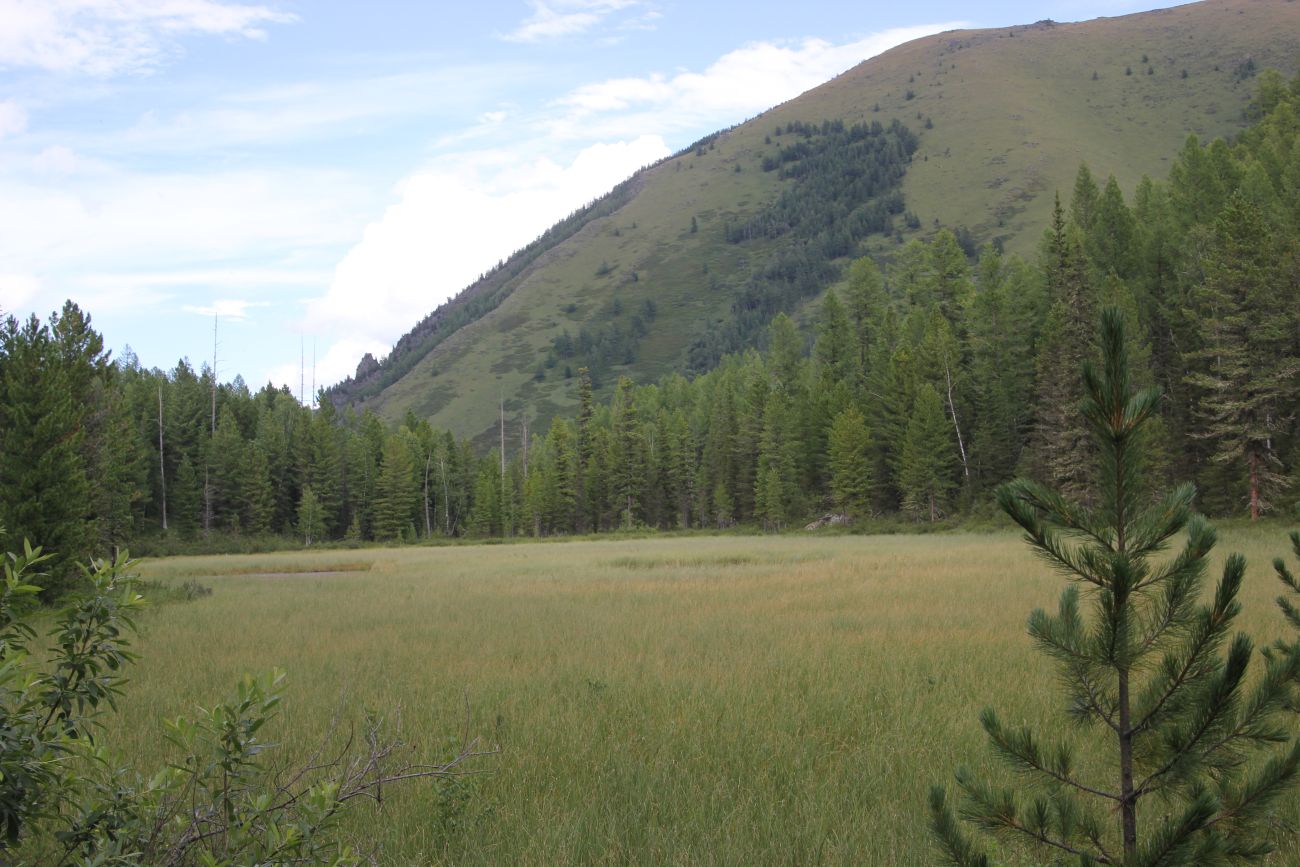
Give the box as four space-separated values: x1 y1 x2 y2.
5 77 1299 549
828 407 872 516
931 309 1300 864
692 118 916 370
898 384 955 522
1184 192 1298 519
0 304 109 598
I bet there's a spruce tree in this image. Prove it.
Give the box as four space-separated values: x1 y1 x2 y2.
1185 192 1297 520
372 434 418 541
827 406 872 517
0 312 95 595
575 367 594 532
897 383 955 522
931 308 1300 865
609 376 645 528
1024 218 1097 502
755 387 798 529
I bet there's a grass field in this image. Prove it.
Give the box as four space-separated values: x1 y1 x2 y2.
113 525 1300 864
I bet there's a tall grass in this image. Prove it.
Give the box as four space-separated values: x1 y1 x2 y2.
109 528 1300 864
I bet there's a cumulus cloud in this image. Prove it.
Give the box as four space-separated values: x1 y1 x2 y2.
0 163 372 335
182 298 270 319
0 0 295 76
0 100 27 139
303 134 669 374
263 336 388 400
0 273 41 311
297 22 964 391
501 0 653 43
551 24 965 139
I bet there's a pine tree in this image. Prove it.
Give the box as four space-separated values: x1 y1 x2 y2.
843 256 889 377
0 312 95 595
171 454 201 536
897 384 955 522
609 377 646 528
1024 219 1097 502
662 409 694 529
211 406 245 530
766 313 803 388
1086 175 1137 278
1069 162 1100 231
966 248 1041 494
575 367 594 532
813 289 855 386
931 308 1300 865
827 406 872 517
543 418 577 533
241 444 275 535
755 387 799 529
372 433 419 541
1185 193 1298 520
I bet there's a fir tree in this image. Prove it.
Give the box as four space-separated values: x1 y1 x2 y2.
827 406 872 516
610 376 646 528
241 444 276 535
1185 193 1297 520
966 248 1040 494
1069 162 1100 230
755 387 799 529
897 384 955 522
1024 219 1097 502
467 457 502 537
372 434 418 541
575 367 594 532
813 289 855 386
0 312 96 595
843 256 889 377
931 308 1300 865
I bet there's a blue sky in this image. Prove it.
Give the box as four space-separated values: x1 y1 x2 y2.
0 0 1184 397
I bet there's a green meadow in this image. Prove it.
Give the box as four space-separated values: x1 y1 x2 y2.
114 527 1300 864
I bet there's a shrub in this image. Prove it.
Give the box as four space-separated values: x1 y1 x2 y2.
0 535 492 864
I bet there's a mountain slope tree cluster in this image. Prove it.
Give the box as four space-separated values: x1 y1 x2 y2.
0 74 1297 567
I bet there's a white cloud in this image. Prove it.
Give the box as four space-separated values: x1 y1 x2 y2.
263 335 389 398
0 164 370 331
30 145 82 175
0 100 27 139
305 134 669 353
297 22 964 388
0 0 295 76
501 0 651 43
551 24 966 139
0 272 41 311
182 298 269 319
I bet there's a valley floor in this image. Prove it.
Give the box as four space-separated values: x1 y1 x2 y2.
114 528 1300 864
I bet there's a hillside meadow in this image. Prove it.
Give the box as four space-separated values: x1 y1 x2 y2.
113 527 1300 864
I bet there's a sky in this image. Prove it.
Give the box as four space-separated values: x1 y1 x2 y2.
0 0 1185 399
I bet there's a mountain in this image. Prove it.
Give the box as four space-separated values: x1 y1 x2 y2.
326 0 1300 446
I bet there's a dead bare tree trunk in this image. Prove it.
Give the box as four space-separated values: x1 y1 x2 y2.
944 360 970 480
158 384 168 531
422 454 433 538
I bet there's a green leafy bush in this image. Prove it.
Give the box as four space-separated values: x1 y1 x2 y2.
0 534 493 865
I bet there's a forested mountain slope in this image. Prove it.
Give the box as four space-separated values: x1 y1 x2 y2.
328 0 1300 445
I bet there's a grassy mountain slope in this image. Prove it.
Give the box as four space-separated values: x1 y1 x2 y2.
335 0 1300 444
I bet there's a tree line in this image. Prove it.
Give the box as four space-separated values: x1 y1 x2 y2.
1 73 1297 579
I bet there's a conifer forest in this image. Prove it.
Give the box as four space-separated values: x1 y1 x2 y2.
2 74 1299 575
